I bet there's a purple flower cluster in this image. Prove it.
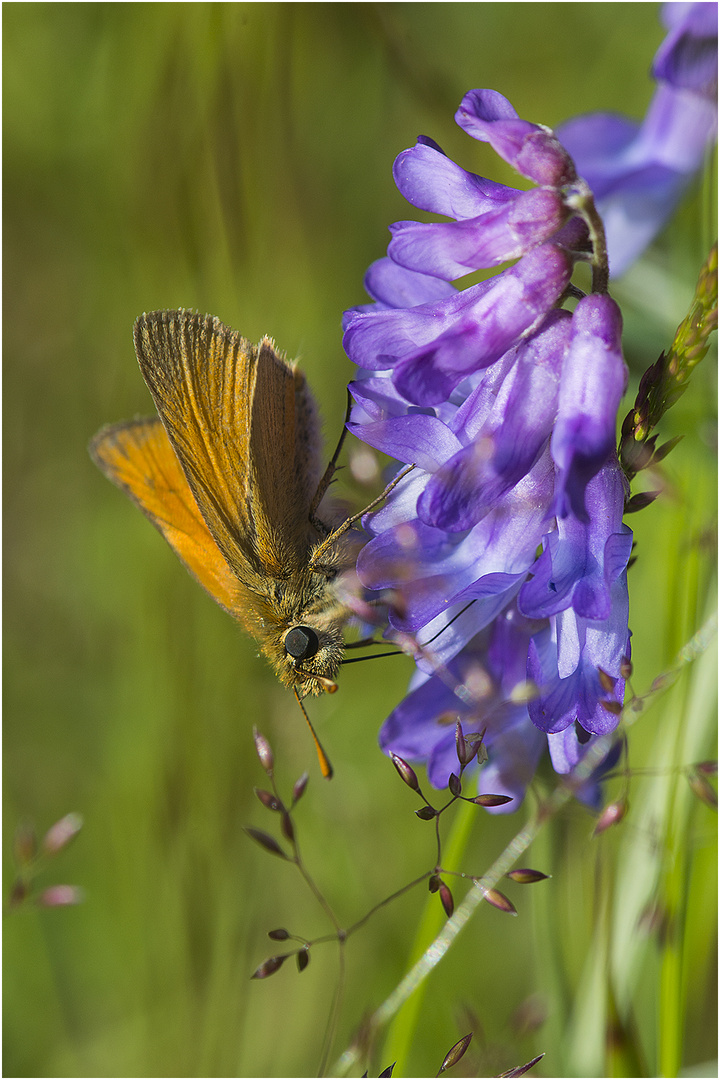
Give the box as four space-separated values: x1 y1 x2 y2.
343 89 634 811
557 1 718 277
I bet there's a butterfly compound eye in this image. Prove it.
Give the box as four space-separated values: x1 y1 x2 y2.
284 625 320 661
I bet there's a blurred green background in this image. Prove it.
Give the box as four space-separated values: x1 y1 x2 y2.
4 4 716 1077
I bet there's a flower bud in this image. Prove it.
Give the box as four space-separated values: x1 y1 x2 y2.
292 772 309 804
252 727 274 774
448 772 462 797
251 954 289 979
593 798 629 835
42 812 83 855
296 948 310 973
280 813 295 844
391 753 420 792
37 885 84 908
438 1033 473 1074
254 788 281 812
438 880 454 918
506 868 549 884
472 794 513 808
455 722 468 766
243 828 288 859
483 888 517 915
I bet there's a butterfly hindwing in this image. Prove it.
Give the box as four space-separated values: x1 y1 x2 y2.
89 417 241 615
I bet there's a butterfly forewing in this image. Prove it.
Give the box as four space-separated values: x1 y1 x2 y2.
132 311 325 586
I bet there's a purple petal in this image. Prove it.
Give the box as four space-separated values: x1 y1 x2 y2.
557 79 717 276
527 572 630 735
358 450 555 633
392 245 573 405
343 275 496 374
364 256 457 308
347 412 462 471
379 616 545 805
392 136 519 218
551 295 627 521
411 585 526 670
387 188 571 278
418 313 568 531
520 458 632 620
653 1 718 95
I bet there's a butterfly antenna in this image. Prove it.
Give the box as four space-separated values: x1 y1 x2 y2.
294 688 334 780
343 643 405 660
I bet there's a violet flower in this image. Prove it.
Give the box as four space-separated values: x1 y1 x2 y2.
556 1 717 277
344 89 633 812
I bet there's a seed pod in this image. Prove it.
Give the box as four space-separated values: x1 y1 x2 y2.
391 754 420 792
438 1032 473 1074
439 881 454 917
243 827 289 859
506 868 549 884
483 888 517 915
251 954 289 979
252 727 274 774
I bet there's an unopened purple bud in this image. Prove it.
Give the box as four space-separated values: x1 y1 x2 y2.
280 813 295 844
455 722 469 766
506 868 550 884
292 772 309 804
438 880 454 917
472 794 514 808
593 798 629 835
482 887 517 915
391 753 420 791
42 812 83 855
254 788 281 812
252 727 274 774
455 89 577 186
243 828 288 859
439 1033 473 1074
251 954 289 979
448 772 462 797
37 885 84 908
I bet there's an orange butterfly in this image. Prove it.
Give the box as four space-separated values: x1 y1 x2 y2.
91 310 359 777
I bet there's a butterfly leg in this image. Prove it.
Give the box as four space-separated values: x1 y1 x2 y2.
309 462 416 572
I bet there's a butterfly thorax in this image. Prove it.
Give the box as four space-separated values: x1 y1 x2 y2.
232 554 351 696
